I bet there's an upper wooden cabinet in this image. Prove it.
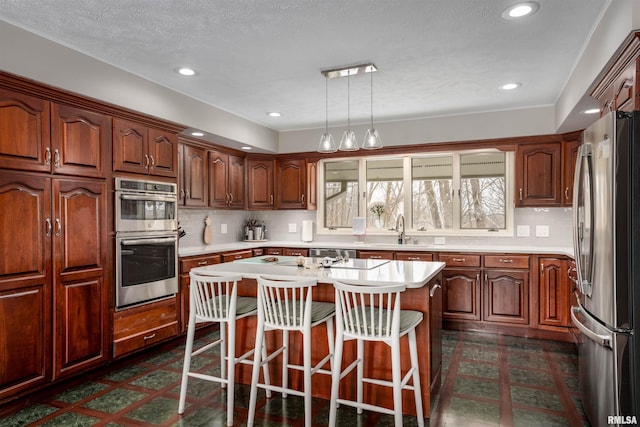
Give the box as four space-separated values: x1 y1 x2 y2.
276 158 306 209
0 89 108 177
516 142 562 207
306 161 318 211
209 149 245 209
247 158 275 210
178 143 207 208
112 117 177 178
561 136 580 206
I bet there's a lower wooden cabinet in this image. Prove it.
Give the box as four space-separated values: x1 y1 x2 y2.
483 269 529 325
538 256 571 328
178 254 222 333
428 277 443 394
442 269 481 321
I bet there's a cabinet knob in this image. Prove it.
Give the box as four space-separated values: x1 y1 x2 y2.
519 188 523 201
452 257 465 262
53 149 61 168
197 261 208 266
408 256 420 260
499 258 513 263
44 147 51 166
270 194 274 205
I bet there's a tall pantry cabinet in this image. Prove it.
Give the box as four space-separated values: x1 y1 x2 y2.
0 86 108 400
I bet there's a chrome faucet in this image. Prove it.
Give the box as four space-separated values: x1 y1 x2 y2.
396 214 405 244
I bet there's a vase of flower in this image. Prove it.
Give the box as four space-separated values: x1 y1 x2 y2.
368 201 386 229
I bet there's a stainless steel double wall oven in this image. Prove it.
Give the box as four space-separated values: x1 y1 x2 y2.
115 177 178 309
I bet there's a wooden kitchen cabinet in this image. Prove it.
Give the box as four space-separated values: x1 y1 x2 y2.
222 249 253 263
113 117 178 178
483 269 529 325
179 254 222 333
247 157 275 210
178 143 208 207
208 149 245 209
306 161 318 210
516 142 562 207
538 257 571 328
440 254 481 321
275 158 306 209
562 135 580 206
428 277 443 395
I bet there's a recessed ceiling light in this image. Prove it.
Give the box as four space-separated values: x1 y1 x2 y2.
502 2 539 19
175 67 197 77
241 146 252 150
267 112 281 117
191 131 204 137
583 108 600 115
499 82 521 91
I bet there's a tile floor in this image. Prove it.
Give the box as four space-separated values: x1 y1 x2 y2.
0 329 589 426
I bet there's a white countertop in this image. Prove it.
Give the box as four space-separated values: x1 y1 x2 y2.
192 256 446 288
179 240 574 258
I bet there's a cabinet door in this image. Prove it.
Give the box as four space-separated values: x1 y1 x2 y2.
442 269 481 321
357 250 394 260
562 138 580 206
516 142 562 207
0 88 51 173
208 150 229 209
396 252 434 261
148 127 177 178
51 104 108 178
52 178 107 378
228 154 245 209
247 159 274 210
0 172 52 398
539 257 570 327
306 161 317 210
276 159 306 209
183 144 207 207
112 118 149 174
484 270 529 325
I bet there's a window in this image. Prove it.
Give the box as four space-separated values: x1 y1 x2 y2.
318 150 514 235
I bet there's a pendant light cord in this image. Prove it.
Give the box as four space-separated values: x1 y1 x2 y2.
370 69 374 128
325 77 329 132
347 72 350 131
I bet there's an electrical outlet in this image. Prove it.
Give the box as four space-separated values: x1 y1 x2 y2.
288 223 297 233
535 225 549 238
220 224 227 234
434 237 446 245
517 225 530 237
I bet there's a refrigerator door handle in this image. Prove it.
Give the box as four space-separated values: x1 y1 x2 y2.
571 306 612 349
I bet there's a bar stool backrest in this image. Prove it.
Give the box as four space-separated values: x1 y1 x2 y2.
189 272 244 322
333 281 407 340
256 275 318 330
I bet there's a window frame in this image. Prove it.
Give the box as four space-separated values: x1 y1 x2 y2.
316 149 515 237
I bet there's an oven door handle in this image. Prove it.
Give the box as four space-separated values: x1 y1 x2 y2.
121 237 177 246
120 194 177 202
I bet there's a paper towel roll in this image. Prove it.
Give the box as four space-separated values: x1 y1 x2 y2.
301 220 313 242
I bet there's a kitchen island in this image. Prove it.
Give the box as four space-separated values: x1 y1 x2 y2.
192 256 445 419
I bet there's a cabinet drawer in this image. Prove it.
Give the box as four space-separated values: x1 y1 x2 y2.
222 249 253 262
396 252 433 262
284 248 308 257
484 255 529 269
265 248 283 255
113 322 179 358
180 254 222 272
253 248 264 256
358 250 394 260
439 254 481 267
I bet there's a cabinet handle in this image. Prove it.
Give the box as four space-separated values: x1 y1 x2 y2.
370 255 382 259
499 258 513 263
180 188 185 199
186 189 190 198
408 256 420 260
234 255 242 259
144 154 150 170
44 147 51 166
301 194 305 204
197 261 208 266
150 155 155 169
452 257 465 262
484 273 488 283
53 149 61 168
476 273 480 283
270 194 274 205
565 187 570 200
143 333 156 341
45 218 52 237
55 218 62 237
540 263 545 275
519 188 523 201
429 282 441 298
229 193 233 204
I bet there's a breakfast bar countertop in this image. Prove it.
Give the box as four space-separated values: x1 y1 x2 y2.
191 256 446 289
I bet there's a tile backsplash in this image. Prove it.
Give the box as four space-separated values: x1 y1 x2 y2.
178 207 572 249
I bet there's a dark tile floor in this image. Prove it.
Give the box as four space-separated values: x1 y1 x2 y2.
0 329 589 426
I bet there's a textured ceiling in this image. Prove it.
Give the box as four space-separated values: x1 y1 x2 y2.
0 0 608 132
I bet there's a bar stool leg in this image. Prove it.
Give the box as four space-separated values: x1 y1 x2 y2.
226 319 236 426
357 338 364 414
409 329 424 427
391 335 403 426
303 327 312 427
247 316 265 427
220 322 227 389
178 312 196 414
328 326 344 427
282 330 289 398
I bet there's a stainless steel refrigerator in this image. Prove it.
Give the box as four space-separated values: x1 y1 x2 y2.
572 110 639 426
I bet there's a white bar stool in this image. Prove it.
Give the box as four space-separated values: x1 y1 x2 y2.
178 272 271 427
247 275 335 427
329 280 424 427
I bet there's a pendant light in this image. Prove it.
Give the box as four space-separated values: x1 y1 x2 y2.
362 66 382 149
317 75 337 153
339 71 359 151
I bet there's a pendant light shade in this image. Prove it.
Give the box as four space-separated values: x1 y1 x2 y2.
362 68 382 149
339 72 359 151
318 76 337 153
